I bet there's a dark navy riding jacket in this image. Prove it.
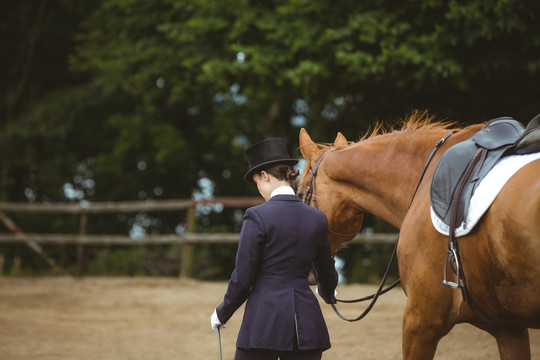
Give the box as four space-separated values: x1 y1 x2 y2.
216 194 338 351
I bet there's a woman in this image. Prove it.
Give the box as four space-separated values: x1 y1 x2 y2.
211 138 338 360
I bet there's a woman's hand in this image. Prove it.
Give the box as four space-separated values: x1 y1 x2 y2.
211 309 226 330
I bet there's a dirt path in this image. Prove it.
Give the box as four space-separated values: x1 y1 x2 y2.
0 277 538 359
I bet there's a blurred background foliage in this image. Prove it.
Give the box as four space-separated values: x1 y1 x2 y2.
1 0 539 282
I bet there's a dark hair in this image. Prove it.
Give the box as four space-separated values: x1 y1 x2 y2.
264 163 300 187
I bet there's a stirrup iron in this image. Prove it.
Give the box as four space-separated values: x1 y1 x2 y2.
442 248 461 289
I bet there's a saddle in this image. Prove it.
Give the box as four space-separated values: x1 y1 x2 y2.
430 117 526 229
514 113 540 155
428 114 540 317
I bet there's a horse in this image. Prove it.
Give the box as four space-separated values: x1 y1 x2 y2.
298 112 540 359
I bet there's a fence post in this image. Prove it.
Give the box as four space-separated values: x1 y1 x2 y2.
0 211 57 267
77 213 88 278
12 256 22 275
180 204 196 278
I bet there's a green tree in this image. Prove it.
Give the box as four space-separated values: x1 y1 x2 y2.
1 0 539 277
4 0 540 204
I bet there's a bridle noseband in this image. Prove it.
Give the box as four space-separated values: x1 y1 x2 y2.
302 148 359 238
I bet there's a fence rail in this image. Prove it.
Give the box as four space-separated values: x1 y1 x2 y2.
0 197 264 214
0 232 397 245
0 197 396 277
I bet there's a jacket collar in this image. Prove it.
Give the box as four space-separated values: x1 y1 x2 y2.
270 186 295 198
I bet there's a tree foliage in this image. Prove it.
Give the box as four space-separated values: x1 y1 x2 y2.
1 0 539 277
3 0 540 203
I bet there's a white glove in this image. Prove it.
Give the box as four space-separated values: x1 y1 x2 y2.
211 309 226 331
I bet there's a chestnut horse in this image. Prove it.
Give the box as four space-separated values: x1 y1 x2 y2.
298 113 540 359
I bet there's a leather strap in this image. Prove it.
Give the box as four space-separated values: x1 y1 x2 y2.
304 148 335 207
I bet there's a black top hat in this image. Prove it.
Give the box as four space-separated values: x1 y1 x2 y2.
244 138 298 182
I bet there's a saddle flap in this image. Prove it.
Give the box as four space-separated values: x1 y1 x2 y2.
430 140 477 225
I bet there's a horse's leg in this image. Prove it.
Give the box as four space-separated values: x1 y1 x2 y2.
399 216 458 359
402 294 454 360
482 325 531 360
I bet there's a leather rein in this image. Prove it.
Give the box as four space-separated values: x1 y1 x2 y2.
303 133 453 322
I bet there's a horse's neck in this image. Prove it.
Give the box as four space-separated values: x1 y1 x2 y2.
331 126 480 228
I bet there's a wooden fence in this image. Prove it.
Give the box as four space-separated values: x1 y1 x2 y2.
0 198 396 277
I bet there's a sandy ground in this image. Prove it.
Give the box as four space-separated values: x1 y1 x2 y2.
0 277 539 360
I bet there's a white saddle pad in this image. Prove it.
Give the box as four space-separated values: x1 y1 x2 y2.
431 152 540 237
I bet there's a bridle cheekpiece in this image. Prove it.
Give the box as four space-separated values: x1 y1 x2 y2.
302 148 359 238
302 148 335 208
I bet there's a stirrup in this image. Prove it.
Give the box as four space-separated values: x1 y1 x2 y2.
442 248 461 289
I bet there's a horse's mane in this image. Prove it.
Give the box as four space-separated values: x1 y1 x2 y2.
359 109 457 141
298 110 459 185
305 110 458 151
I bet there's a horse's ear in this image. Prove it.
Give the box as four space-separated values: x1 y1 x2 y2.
334 132 348 150
299 128 319 161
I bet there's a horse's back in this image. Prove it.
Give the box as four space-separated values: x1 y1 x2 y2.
463 159 540 327
493 159 540 240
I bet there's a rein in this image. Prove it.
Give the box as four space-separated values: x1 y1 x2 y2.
305 132 453 322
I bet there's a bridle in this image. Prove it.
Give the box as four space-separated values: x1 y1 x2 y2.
302 148 359 237
303 133 454 322
302 148 333 208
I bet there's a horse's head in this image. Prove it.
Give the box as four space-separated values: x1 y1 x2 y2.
298 128 364 255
